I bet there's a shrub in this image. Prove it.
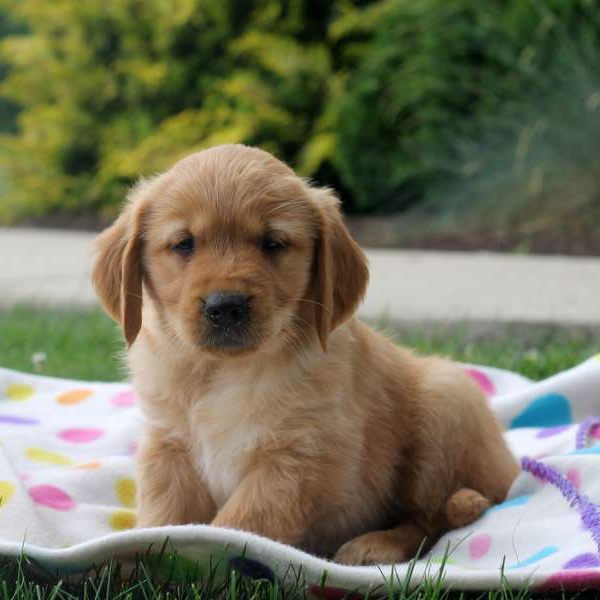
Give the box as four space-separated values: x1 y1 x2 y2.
0 0 599 227
0 0 359 223
334 0 600 214
419 0 600 242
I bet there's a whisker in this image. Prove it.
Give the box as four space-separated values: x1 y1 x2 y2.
287 314 317 349
282 326 306 356
294 297 333 316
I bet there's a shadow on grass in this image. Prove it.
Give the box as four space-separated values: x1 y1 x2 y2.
0 537 573 600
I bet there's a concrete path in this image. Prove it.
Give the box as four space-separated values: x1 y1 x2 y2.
1 227 599 326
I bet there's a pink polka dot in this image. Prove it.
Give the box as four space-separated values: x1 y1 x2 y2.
29 484 75 510
469 533 492 560
567 469 581 490
464 368 496 396
127 441 138 455
110 391 135 407
591 424 600 440
58 428 104 443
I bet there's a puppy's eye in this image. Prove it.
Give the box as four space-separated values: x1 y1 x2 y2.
261 235 287 253
172 237 195 256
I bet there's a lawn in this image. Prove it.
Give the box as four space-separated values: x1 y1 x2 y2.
0 306 597 382
0 306 124 381
0 306 598 599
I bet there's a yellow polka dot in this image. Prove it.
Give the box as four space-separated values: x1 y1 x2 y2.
116 477 136 508
0 481 15 507
5 384 34 401
76 460 102 470
595 353 600 361
109 509 136 530
25 448 72 466
56 389 93 405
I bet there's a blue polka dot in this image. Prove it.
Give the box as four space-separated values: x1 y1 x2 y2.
510 394 572 429
507 546 558 569
569 445 600 456
487 494 532 513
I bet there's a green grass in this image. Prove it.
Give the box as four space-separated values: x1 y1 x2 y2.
0 306 597 598
0 306 597 382
0 550 542 600
385 321 599 381
0 306 124 381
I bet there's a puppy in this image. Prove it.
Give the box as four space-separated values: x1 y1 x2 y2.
92 144 518 565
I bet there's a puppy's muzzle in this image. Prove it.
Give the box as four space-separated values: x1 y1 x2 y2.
203 292 251 329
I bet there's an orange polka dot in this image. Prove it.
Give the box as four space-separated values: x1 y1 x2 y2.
56 389 93 405
109 509 136 530
76 460 102 470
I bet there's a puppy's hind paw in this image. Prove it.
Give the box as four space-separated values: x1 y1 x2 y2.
333 531 411 566
445 488 490 529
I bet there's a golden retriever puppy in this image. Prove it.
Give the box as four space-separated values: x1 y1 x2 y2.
92 144 518 565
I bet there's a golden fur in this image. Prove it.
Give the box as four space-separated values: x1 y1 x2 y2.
92 144 519 564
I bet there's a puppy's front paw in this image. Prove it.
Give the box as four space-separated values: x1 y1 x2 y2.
334 531 409 566
211 513 247 531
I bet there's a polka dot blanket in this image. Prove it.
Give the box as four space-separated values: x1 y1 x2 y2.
1 355 600 594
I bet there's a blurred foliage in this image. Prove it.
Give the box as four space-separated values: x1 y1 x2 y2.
416 0 600 238
335 0 600 213
0 0 598 224
0 8 21 134
0 0 359 221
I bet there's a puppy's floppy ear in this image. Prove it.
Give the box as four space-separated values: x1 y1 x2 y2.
92 184 148 347
311 188 369 350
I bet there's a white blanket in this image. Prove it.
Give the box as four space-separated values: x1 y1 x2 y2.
1 355 600 593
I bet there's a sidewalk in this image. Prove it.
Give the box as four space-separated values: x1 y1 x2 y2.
2 227 600 326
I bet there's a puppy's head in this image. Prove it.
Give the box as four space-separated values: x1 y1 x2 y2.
92 144 368 357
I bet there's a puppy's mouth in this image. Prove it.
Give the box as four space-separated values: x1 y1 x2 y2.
200 327 254 351
199 326 259 354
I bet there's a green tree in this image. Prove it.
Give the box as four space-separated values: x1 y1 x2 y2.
333 0 600 213
2 0 598 228
0 0 363 223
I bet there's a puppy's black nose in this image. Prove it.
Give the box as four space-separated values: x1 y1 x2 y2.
203 292 250 328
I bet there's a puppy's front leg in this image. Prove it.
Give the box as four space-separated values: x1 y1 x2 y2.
211 459 317 546
136 431 216 528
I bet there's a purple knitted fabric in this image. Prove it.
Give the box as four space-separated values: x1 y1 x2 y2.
521 456 600 555
575 417 600 450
